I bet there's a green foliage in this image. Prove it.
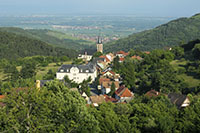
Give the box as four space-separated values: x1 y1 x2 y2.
192 43 200 60
171 46 184 59
0 31 78 60
92 51 103 58
0 80 100 132
20 62 36 79
108 82 116 96
105 14 200 52
0 27 93 51
43 69 55 80
79 77 92 97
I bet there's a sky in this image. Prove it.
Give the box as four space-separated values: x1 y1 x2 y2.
0 0 200 17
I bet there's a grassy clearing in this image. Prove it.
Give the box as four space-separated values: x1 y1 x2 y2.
170 60 200 88
178 74 200 88
170 60 187 70
35 61 72 80
0 69 7 81
0 61 72 81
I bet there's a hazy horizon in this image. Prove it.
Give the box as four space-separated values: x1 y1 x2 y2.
0 0 200 17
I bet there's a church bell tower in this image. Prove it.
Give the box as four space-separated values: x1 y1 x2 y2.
96 36 103 53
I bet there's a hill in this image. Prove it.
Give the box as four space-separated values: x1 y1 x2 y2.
0 31 78 59
0 27 94 50
104 13 200 52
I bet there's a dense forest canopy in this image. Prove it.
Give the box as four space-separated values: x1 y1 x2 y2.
0 27 94 50
0 31 78 59
104 13 200 52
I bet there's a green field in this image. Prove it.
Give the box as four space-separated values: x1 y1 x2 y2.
0 61 72 81
170 60 200 88
36 61 72 80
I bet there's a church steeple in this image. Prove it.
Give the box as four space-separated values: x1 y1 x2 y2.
96 32 103 53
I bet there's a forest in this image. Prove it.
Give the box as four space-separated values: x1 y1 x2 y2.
104 13 200 52
0 30 78 59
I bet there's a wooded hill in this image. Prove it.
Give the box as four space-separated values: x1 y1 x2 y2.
104 13 200 52
0 30 78 59
0 27 94 50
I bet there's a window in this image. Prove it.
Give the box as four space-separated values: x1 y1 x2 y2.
60 69 64 72
86 70 89 73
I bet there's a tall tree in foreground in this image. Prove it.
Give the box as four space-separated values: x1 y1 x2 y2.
0 80 99 132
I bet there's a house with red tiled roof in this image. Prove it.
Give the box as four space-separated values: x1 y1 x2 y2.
144 51 150 54
102 70 115 77
101 70 120 81
0 95 5 107
131 55 143 60
104 95 118 103
115 86 134 103
145 90 161 98
106 53 115 62
99 55 111 63
119 57 125 63
0 95 5 99
101 81 119 94
116 51 129 58
89 95 105 106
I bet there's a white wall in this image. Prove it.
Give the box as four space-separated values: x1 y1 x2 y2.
56 68 97 83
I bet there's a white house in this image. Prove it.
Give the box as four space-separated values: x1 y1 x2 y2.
56 62 97 83
115 86 134 103
78 52 92 61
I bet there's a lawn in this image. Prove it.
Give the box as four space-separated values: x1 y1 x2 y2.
35 61 72 80
0 61 72 81
170 60 200 88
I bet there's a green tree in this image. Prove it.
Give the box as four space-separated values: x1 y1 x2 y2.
0 80 100 132
43 69 55 80
108 82 116 97
92 51 103 58
20 62 36 79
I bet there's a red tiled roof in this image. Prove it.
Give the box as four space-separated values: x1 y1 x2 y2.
90 95 105 104
0 95 5 107
0 95 5 99
119 57 125 62
99 78 110 84
131 55 142 60
104 95 118 103
144 51 150 54
145 90 160 97
116 51 129 56
102 81 119 89
102 70 116 76
99 55 110 62
115 87 133 98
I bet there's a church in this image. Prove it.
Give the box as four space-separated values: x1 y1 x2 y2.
56 36 103 83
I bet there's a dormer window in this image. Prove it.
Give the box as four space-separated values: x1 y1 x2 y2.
60 69 64 72
80 69 83 72
86 70 89 73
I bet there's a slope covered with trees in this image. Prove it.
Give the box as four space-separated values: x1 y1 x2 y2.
0 31 78 59
104 13 200 52
0 27 94 50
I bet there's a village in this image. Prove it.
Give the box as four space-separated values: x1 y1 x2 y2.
34 38 190 108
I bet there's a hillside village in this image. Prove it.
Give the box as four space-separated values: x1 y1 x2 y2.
30 38 191 108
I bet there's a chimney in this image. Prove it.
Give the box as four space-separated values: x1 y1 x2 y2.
36 80 40 90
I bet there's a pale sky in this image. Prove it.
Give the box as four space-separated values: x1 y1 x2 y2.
0 0 200 17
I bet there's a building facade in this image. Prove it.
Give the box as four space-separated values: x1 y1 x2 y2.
56 62 97 83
